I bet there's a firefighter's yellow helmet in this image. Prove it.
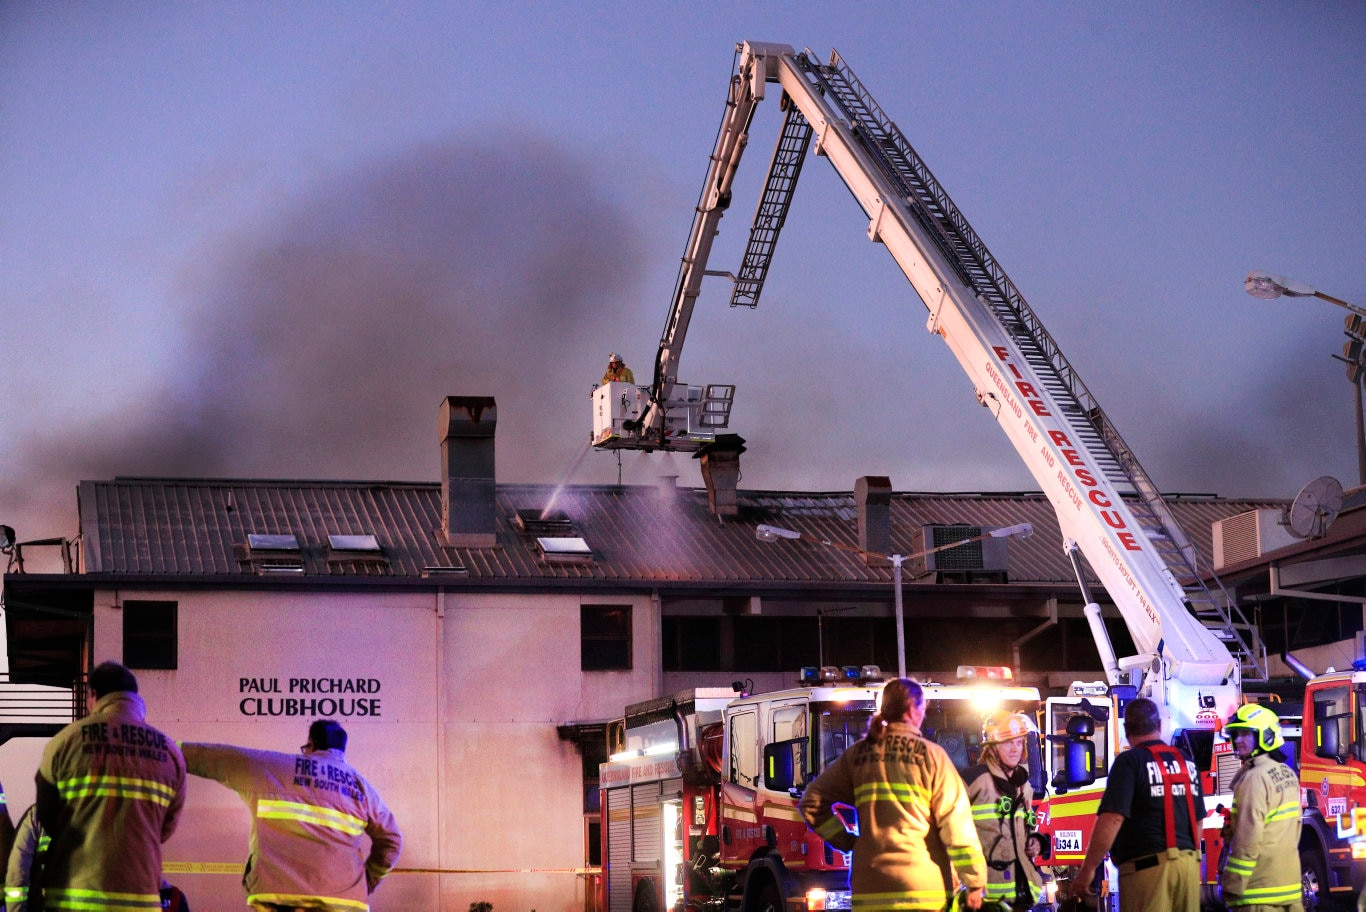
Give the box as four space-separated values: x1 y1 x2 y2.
1225 703 1283 754
981 710 1037 746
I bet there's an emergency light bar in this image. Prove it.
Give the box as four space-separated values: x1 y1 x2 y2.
799 665 884 686
956 665 1013 682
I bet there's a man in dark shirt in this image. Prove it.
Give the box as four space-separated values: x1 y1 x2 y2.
1072 697 1206 912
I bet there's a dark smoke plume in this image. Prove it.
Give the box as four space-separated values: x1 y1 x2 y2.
1 136 647 544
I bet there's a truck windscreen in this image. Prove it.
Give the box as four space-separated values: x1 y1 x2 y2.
813 701 876 770
923 699 1039 772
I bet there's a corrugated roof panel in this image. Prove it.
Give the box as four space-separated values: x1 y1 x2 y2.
78 478 1286 590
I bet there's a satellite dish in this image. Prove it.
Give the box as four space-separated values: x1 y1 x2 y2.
1287 475 1344 538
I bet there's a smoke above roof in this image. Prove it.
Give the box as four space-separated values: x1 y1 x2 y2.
1 136 647 541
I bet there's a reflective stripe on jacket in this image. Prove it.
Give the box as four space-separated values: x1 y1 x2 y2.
799 721 986 911
181 742 401 912
1220 753 1301 907
36 692 186 912
5 805 47 912
962 761 1042 906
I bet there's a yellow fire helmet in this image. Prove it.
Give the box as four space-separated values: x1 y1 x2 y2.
1225 703 1284 754
981 710 1037 746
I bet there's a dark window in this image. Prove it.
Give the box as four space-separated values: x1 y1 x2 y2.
123 600 178 670
582 605 632 671
731 617 822 672
586 818 602 867
734 617 785 671
663 616 723 671
580 730 607 812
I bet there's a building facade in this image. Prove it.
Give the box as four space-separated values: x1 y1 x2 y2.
0 397 1289 911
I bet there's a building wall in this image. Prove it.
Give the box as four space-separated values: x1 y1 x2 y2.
35 585 660 912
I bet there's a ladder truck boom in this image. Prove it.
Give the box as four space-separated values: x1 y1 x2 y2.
673 42 1268 735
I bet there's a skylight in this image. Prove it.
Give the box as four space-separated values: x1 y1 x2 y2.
327 534 381 552
247 533 299 551
536 536 593 563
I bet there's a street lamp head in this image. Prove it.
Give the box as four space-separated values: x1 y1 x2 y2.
755 524 802 542
1245 270 1318 301
990 522 1033 540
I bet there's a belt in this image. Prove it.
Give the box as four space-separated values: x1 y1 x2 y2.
1119 848 1197 874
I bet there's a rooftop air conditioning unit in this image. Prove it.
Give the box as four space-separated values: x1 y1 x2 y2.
919 524 1010 573
1212 509 1297 570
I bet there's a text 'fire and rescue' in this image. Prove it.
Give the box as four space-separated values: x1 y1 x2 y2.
238 677 382 718
987 347 1141 551
80 720 173 763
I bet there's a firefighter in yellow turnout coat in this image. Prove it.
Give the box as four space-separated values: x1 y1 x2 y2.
1220 705 1302 911
35 662 186 912
962 712 1043 911
801 678 987 912
181 719 402 912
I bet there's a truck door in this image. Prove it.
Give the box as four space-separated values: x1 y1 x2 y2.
1040 696 1115 866
720 707 762 864
758 699 811 855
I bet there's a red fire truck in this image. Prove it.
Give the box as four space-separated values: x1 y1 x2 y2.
1033 683 1248 907
599 665 1042 912
1297 666 1366 910
597 39 1283 910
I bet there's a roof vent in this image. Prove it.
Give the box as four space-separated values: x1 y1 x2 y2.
1213 509 1298 569
514 509 576 538
422 564 469 578
256 562 305 575
914 524 1009 581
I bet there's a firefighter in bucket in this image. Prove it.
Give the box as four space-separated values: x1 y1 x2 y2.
962 711 1045 910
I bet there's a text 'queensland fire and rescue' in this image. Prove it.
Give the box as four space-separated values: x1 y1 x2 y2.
238 677 382 717
987 346 1141 551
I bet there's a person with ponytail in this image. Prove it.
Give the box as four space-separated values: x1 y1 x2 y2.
800 677 987 911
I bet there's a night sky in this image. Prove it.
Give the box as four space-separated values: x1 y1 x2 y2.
4 3 1364 552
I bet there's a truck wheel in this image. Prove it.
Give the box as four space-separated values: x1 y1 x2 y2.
753 879 783 912
1301 849 1333 912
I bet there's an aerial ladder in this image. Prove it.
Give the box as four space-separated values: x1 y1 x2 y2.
630 41 1269 732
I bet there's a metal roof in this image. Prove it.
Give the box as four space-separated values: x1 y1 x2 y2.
76 477 1285 590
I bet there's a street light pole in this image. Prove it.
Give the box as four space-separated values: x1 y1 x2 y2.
756 522 1033 679
891 554 906 679
1245 270 1366 485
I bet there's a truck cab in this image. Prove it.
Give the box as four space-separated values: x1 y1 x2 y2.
1299 666 1366 910
600 665 1044 912
721 666 1041 912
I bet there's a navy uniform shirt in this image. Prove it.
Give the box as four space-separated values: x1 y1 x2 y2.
1097 742 1207 864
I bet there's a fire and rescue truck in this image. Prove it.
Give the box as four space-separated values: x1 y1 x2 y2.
599 665 1044 912
596 40 1327 909
1295 666 1366 910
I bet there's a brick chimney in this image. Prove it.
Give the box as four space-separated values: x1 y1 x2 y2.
439 396 498 548
856 476 892 566
697 435 747 518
